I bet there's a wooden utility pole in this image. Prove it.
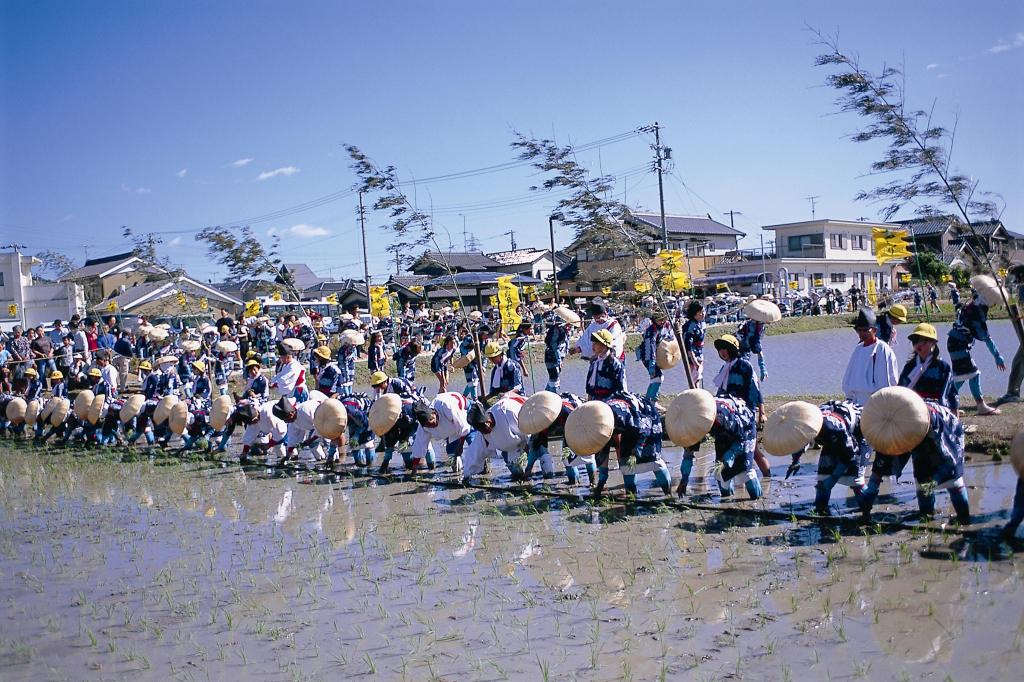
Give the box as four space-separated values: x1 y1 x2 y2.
358 190 371 310
653 122 669 249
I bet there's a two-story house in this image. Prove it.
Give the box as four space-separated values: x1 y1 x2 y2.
702 219 901 294
1 249 84 331
60 252 168 306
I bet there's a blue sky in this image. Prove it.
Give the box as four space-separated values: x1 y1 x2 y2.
2 1 1021 284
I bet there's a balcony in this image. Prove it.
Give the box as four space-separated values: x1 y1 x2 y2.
781 245 825 258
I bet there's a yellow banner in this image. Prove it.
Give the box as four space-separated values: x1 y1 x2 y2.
369 286 390 318
325 293 338 305
715 282 729 292
601 286 612 295
660 249 683 271
873 228 912 265
106 300 118 312
244 299 261 317
198 297 209 311
176 292 188 308
662 271 690 293
633 281 651 293
496 275 522 334
7 304 17 317
452 300 460 311
899 273 911 282
788 281 799 290
813 279 824 287
271 290 282 301
867 279 877 305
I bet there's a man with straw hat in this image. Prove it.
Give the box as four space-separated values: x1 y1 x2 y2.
483 341 523 402
668 390 762 499
585 329 624 401
946 281 1006 415
897 323 958 409
573 302 625 364
764 400 869 515
463 394 530 485
520 391 596 486
841 308 899 408
543 307 574 392
859 387 970 524
235 399 289 465
637 310 673 401
313 346 343 397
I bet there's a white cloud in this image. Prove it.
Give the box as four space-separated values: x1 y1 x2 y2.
989 32 1024 53
121 183 151 194
286 223 329 238
258 166 300 181
925 63 941 70
231 157 254 167
168 237 182 247
937 73 950 79
176 168 188 178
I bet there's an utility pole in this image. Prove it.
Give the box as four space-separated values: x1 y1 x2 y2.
358 190 371 311
460 214 467 250
724 210 742 229
395 251 400 276
653 122 670 249
805 195 821 220
549 215 560 306
502 229 517 251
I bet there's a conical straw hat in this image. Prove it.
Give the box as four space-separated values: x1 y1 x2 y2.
340 330 366 346
24 399 40 426
147 327 168 341
281 338 305 353
655 339 682 369
368 394 403 436
119 394 146 423
665 389 716 447
5 397 27 424
153 395 179 425
970 274 1008 307
181 339 201 352
169 402 189 435
519 391 563 435
564 400 614 455
314 399 348 440
210 395 233 430
216 340 238 353
39 396 59 423
73 390 95 420
553 306 580 324
87 393 106 425
861 386 931 456
761 401 824 456
157 355 178 367
1010 429 1024 478
49 398 70 426
743 299 782 323
453 350 475 369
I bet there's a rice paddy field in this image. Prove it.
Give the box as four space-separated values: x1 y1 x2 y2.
1 399 1022 681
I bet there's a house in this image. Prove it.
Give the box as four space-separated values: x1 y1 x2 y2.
1 250 85 331
409 251 502 277
60 252 167 305
895 216 1019 267
387 275 431 305
92 275 243 319
486 248 570 281
569 211 744 290
302 279 368 308
702 219 902 294
278 263 325 291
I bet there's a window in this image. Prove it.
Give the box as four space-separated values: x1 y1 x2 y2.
577 249 589 262
787 233 824 251
830 273 847 283
851 234 867 250
830 233 844 249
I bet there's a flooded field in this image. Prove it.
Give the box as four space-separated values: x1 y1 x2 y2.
1 437 1022 680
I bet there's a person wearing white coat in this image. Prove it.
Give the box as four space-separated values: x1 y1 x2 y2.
409 392 471 474
462 394 529 484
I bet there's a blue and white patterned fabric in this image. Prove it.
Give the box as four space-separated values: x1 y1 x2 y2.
946 301 990 381
680 317 705 361
586 353 625 399
716 357 763 410
898 356 958 410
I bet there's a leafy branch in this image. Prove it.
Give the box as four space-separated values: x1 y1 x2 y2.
196 225 283 289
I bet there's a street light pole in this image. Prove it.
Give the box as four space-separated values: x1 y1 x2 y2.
549 215 560 306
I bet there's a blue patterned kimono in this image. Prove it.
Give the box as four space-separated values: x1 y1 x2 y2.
488 359 523 395
795 401 869 513
716 357 763 411
430 346 454 374
595 392 670 495
946 301 992 381
543 322 570 391
638 322 673 379
507 335 529 369
394 344 417 383
317 362 342 396
157 371 180 397
141 372 161 400
25 378 42 402
340 393 375 466
459 336 478 384
680 317 705 361
51 381 68 399
708 396 761 498
193 375 212 400
899 356 958 410
736 319 764 355
586 352 624 400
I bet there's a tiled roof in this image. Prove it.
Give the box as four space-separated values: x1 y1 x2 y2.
303 279 365 294
628 212 745 238
423 272 543 287
62 254 142 280
95 277 243 312
487 248 550 266
895 217 955 236
414 251 502 271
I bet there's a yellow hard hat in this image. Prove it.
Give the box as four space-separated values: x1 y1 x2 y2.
88 367 102 378
889 304 908 323
50 370 64 380
483 341 505 358
908 322 938 342
370 371 388 386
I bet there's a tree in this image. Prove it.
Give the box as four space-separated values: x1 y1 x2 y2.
905 251 950 284
32 250 75 281
196 225 282 290
814 29 1022 345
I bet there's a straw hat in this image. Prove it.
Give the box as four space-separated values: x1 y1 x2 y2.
453 351 475 369
147 327 169 342
743 299 782 323
169 402 189 435
49 398 70 427
87 367 102 378
1010 429 1024 478
210 395 233 430
281 338 305 353
153 395 179 425
314 399 349 440
138 360 152 371
157 355 178 367
655 339 681 369
341 330 365 347
761 401 824 456
5 397 27 424
591 329 615 349
554 306 581 324
201 324 218 335
368 394 403 436
87 393 106 424
970 274 1007 307
181 339 201 352
468 311 483 322
192 360 207 374
482 341 504 359
861 386 931 456
369 371 389 386
119 394 146 423
245 359 261 369
907 323 938 343
25 367 38 377
564 401 614 455
665 389 717 447
313 345 332 361
216 340 238 353
888 304 908 323
713 334 740 352
24 399 40 426
519 391 563 435
73 390 95 420
339 313 354 321
40 396 59 424
155 323 171 330
50 370 64 380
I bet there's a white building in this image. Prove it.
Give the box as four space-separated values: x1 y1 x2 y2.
702 219 902 295
487 248 566 281
0 249 85 331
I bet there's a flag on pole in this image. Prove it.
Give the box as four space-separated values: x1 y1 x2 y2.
872 227 912 265
244 300 261 317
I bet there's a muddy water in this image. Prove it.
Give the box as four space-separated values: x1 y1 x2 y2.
1 443 1022 680
461 319 1019 398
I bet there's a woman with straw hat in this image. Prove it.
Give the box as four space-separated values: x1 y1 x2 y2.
519 391 596 486
876 304 908 348
312 346 342 397
190 360 212 400
543 308 574 392
240 359 269 403
637 310 673 401
860 387 970 524
669 390 761 499
736 297 781 382
898 323 958 409
712 333 769 476
585 329 624 400
333 393 376 468
765 400 869 515
430 335 457 393
457 325 487 399
393 340 422 387
946 283 1006 416
369 393 421 473
369 371 417 399
271 343 308 402
336 331 362 395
